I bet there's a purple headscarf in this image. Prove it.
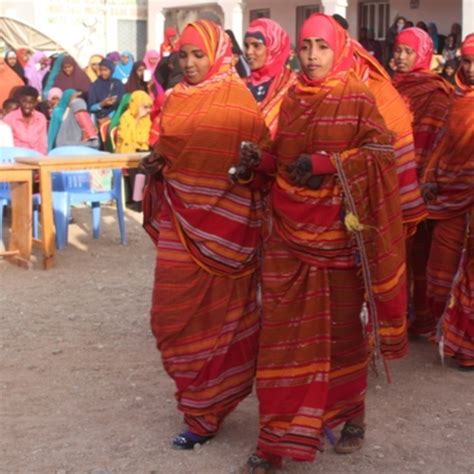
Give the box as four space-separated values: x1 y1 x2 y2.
24 52 50 96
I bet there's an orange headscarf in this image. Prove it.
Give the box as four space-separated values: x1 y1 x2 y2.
0 57 24 107
178 21 232 82
144 20 269 277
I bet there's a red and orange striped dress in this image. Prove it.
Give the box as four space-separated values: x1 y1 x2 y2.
392 27 453 336
353 41 427 237
254 15 407 465
143 21 269 437
423 39 474 365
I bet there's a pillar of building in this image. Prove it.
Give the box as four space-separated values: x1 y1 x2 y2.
147 1 166 49
218 0 245 41
321 0 348 18
462 0 473 41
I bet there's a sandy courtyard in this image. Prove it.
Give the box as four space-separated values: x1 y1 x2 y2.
1 206 473 474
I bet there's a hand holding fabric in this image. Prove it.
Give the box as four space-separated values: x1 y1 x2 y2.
138 151 167 178
287 152 336 189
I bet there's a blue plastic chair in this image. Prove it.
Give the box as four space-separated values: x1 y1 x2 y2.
48 146 126 249
0 147 41 244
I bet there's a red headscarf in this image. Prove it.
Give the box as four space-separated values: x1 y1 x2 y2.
298 13 353 85
160 27 178 55
456 33 474 90
178 20 232 84
394 27 433 71
245 18 291 86
460 33 474 56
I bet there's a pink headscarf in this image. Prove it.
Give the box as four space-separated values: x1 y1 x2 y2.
298 13 354 84
394 27 433 71
245 18 291 86
143 49 161 73
47 87 63 101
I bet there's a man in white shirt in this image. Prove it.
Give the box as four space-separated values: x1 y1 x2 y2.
0 110 14 147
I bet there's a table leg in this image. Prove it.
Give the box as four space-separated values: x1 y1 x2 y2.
39 168 56 269
7 178 32 269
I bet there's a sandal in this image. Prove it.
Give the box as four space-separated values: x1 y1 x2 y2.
172 431 213 450
334 422 365 454
240 454 272 474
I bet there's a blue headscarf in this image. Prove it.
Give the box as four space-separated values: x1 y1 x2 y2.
43 53 64 100
112 51 134 83
48 88 76 151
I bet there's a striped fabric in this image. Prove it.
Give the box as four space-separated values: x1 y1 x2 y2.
425 67 474 332
145 20 269 436
392 69 453 336
150 208 260 435
441 212 474 368
272 72 407 335
392 70 453 176
255 66 408 462
259 67 296 138
256 235 368 464
427 216 465 322
424 70 474 221
148 22 269 277
353 42 427 237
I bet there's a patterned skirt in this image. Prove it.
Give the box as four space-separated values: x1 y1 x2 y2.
150 204 260 436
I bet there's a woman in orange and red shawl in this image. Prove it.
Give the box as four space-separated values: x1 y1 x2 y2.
244 19 296 138
392 27 453 337
239 14 407 472
352 41 426 237
423 34 474 368
160 26 179 57
140 20 269 450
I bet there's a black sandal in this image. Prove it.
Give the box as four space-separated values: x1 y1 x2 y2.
334 422 365 454
242 454 272 474
172 431 213 450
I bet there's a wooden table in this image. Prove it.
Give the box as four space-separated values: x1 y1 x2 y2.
0 163 34 269
15 153 146 269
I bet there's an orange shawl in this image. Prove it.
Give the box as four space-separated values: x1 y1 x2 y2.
423 69 474 220
392 69 453 176
272 70 407 358
0 58 24 106
353 43 427 235
144 20 269 278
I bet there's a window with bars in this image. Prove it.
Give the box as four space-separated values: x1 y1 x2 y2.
295 4 322 41
359 1 390 40
249 9 271 21
117 19 147 60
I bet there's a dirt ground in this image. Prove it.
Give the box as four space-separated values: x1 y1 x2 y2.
1 206 473 474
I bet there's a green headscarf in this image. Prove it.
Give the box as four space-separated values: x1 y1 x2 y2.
48 88 76 151
105 92 131 152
